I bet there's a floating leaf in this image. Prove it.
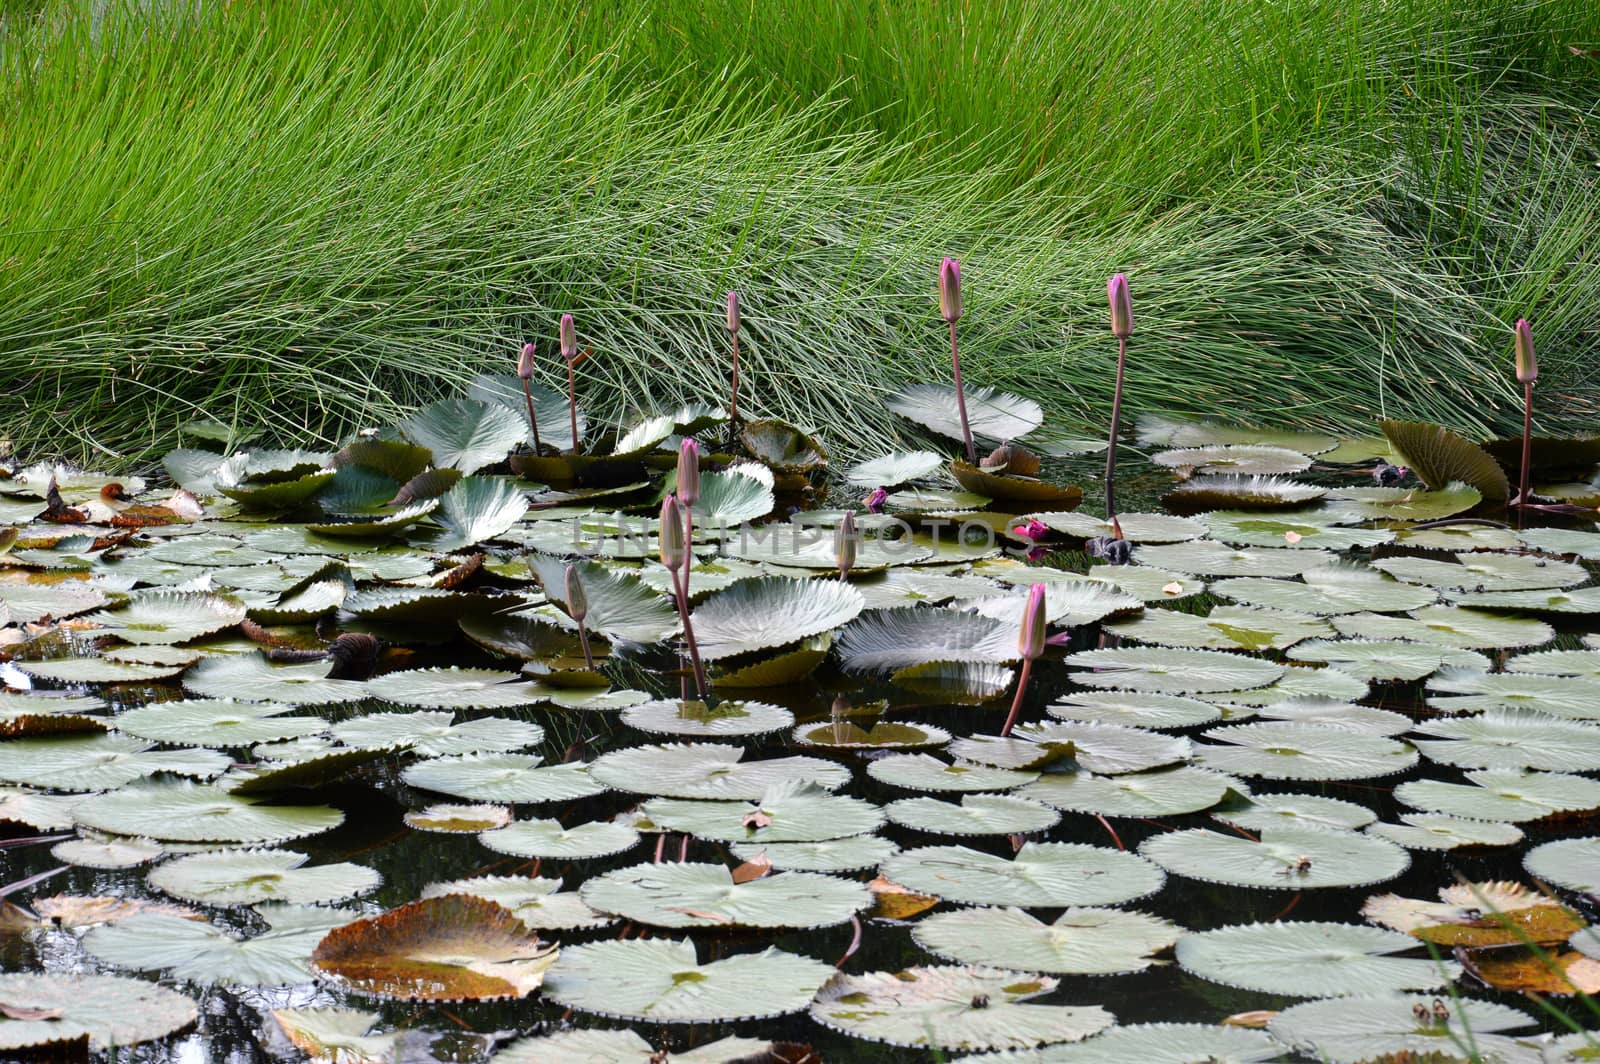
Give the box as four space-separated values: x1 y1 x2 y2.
1064 646 1284 694
837 607 1017 674
1213 562 1437 616
1362 881 1576 946
914 906 1183 976
331 710 542 754
365 667 546 710
1162 475 1328 514
1194 722 1417 780
580 862 869 930
1287 639 1489 681
1332 605 1554 650
148 849 381 907
1019 765 1237 818
0 972 197 1050
0 734 228 790
1151 445 1312 476
478 817 639 860
543 937 832 1022
739 418 827 473
1141 825 1409 890
688 577 863 661
728 835 899 873
114 698 326 746
1397 768 1600 822
528 557 678 644
1202 510 1391 551
1212 792 1376 833
1366 813 1524 851
414 476 528 552
620 699 794 739
1107 604 1332 651
1177 921 1456 997
400 398 527 475
846 450 945 488
1519 526 1600 559
1380 419 1509 500
639 780 882 843
867 753 1037 793
183 653 369 705
421 875 612 932
404 803 510 834
1006 1023 1286 1063
311 894 557 1000
73 780 343 842
1324 481 1483 522
886 793 1059 836
886 383 1043 444
1525 837 1600 895
269 1008 398 1064
951 461 1083 508
83 905 348 986
1411 709 1600 771
51 833 165 869
953 721 1191 775
883 841 1163 907
402 754 602 803
1453 586 1600 615
1372 551 1586 592
589 743 849 799
86 589 247 645
1047 691 1221 729
1268 994 1534 1064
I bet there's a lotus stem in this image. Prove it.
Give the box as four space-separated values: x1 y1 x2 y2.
566 361 578 455
1514 318 1537 517
726 291 741 445
670 565 710 701
661 493 709 700
940 257 975 464
1000 583 1047 737
560 313 579 454
1105 274 1132 520
516 342 542 453
564 564 594 672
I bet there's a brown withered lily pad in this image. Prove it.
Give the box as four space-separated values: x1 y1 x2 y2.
951 460 1083 508
310 894 557 1001
1468 948 1600 995
1361 880 1584 948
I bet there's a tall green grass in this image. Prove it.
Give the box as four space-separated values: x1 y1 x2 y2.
0 0 1596 464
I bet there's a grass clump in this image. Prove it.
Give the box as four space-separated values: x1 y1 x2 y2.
0 0 1597 465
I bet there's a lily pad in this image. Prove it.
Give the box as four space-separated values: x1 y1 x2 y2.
1365 813 1524 851
1380 419 1508 500
867 753 1038 793
1525 838 1600 895
1047 691 1221 729
1019 766 1238 818
728 835 900 873
1134 540 1336 577
999 1023 1286 1063
399 398 527 476
580 862 869 930
421 875 612 931
73 780 344 842
1287 639 1489 682
82 904 348 986
86 589 247 644
148 849 381 907
1194 722 1417 780
1268 994 1534 1064
638 780 883 843
366 667 546 710
689 576 863 661
886 793 1060 836
403 803 511 834
837 607 1018 673
1107 604 1332 651
402 754 603 803
311 894 557 1001
183 652 369 705
1410 709 1600 771
914 906 1183 976
478 817 640 859
1213 562 1437 616
0 734 229 790
1371 551 1586 592
114 699 327 746
1141 825 1409 890
1212 792 1377 833
952 721 1191 776
52 833 166 869
1332 604 1554 650
883 841 1164 907
886 383 1043 444
589 743 849 799
1064 646 1284 694
846 450 946 488
331 710 543 754
1176 921 1457 997
0 972 198 1050
414 476 528 552
1396 768 1600 822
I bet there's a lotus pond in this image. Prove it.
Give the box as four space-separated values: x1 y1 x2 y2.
1 356 1600 1062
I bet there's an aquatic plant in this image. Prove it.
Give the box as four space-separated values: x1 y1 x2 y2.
1514 318 1538 511
1000 583 1048 737
515 341 542 453
938 257 975 463
559 314 582 455
1104 272 1132 519
660 493 709 700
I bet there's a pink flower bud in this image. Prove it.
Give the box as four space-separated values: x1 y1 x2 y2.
516 341 537 381
726 291 740 335
836 510 857 578
659 494 689 572
1019 583 1047 660
1108 273 1132 340
863 487 888 513
677 439 701 508
564 564 588 622
560 314 577 362
939 257 962 323
1514 319 1537 384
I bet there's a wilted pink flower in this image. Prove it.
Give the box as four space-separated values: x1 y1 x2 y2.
863 487 889 513
1012 519 1049 541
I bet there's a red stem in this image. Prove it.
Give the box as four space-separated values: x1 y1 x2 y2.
1104 336 1126 520
520 379 542 453
1517 379 1533 522
999 656 1035 737
835 915 863 969
670 567 710 700
1095 814 1125 851
567 360 579 455
949 320 975 464
575 620 594 671
730 332 740 434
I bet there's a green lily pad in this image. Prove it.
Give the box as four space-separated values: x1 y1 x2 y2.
402 754 602 803
1212 791 1377 833
1064 646 1284 694
838 607 1018 673
421 875 612 931
1332 604 1554 649
999 1023 1286 1063
580 862 869 930
1268 994 1534 1064
846 450 946 488
51 833 166 869
114 699 326 747
147 849 380 907
952 721 1191 775
399 398 527 475
688 576 863 661
639 780 883 843
1047 691 1221 729
478 817 639 859
412 476 528 552
1133 540 1336 577
1018 766 1238 818
810 966 1112 1052
728 835 899 873
1524 837 1600 895
1202 510 1392 551
886 383 1043 445
1287 639 1489 681
1427 668 1600 719
914 906 1183 975
885 793 1060 836
1380 419 1508 500
1397 768 1600 822
74 781 344 843
0 972 198 1049
1366 813 1524 851
1372 551 1586 592
86 589 247 645
883 841 1164 907
1411 709 1600 771
1213 562 1437 616
542 938 832 1023
1108 604 1333 651
1141 825 1409 890
589 743 849 799
1194 722 1417 780
0 734 229 790
183 653 369 705
330 711 543 755
867 753 1037 793
1177 921 1457 997
366 667 546 710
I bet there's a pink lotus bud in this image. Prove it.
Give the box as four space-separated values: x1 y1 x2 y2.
564 564 588 622
677 439 701 508
659 494 689 572
1514 319 1537 383
939 257 962 323
560 314 578 362
1108 273 1132 340
836 510 857 578
517 342 537 381
1018 583 1047 660
726 291 740 334
863 487 888 513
